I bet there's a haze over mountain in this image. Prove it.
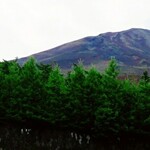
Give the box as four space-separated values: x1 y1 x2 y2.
18 28 150 74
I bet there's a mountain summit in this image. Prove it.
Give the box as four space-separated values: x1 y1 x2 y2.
18 28 150 74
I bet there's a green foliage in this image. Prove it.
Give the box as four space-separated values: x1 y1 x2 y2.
105 58 119 78
45 65 67 124
65 63 88 129
0 60 21 119
0 58 150 138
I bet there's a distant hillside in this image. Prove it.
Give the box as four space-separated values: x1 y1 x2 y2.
18 28 150 74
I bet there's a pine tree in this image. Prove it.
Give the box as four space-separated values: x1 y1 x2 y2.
19 57 44 121
46 65 67 124
105 58 119 79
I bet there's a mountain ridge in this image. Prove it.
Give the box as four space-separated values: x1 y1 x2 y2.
18 28 150 74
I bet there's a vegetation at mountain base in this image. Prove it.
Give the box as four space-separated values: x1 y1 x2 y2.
0 57 150 139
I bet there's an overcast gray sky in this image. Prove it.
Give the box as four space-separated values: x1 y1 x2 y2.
0 0 150 61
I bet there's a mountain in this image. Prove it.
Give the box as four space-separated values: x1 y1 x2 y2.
18 28 150 74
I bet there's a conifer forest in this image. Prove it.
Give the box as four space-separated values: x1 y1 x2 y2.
0 58 150 149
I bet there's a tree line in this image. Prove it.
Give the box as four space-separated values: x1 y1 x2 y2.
0 57 149 138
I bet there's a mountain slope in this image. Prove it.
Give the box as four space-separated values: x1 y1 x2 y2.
18 28 150 74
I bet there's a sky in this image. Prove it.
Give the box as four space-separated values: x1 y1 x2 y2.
0 0 150 61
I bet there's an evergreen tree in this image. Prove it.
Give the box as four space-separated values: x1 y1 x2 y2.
0 60 21 120
105 58 119 79
46 65 67 125
65 63 88 129
19 57 44 121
